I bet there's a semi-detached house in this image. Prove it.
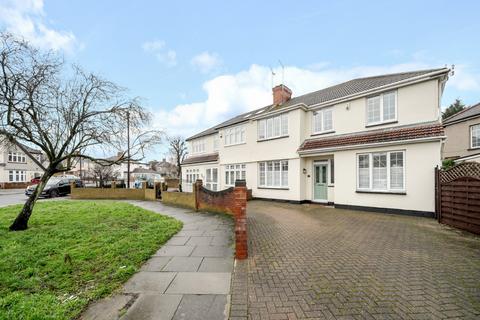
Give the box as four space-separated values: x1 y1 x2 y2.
181 68 450 216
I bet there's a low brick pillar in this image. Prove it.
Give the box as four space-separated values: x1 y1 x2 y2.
233 180 248 259
112 181 116 189
194 179 203 211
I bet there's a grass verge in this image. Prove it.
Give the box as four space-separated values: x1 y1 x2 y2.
0 200 182 320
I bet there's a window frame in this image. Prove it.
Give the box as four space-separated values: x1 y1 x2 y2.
365 90 398 127
258 160 289 189
224 125 246 147
312 108 334 135
356 150 405 193
470 124 480 149
225 163 246 186
191 139 206 154
257 113 289 141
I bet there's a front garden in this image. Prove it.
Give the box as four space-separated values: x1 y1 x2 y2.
0 200 182 319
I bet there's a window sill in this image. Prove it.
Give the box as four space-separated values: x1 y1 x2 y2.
467 147 480 151
365 120 398 128
311 130 335 137
356 190 406 195
257 135 289 142
224 142 246 147
258 186 289 190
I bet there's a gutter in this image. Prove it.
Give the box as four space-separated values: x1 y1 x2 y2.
297 135 446 156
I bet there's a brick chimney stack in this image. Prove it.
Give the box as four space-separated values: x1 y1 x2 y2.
272 84 292 105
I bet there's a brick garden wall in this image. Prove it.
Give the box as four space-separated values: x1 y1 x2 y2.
71 182 155 201
0 182 30 189
162 191 196 209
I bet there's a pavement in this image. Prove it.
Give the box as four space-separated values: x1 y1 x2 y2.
230 200 480 320
81 200 235 320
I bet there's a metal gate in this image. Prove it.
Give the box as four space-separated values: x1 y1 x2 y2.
435 162 480 234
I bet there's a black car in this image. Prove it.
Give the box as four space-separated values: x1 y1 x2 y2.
25 178 83 198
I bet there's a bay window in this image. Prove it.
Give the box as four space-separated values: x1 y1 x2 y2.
258 113 288 140
258 160 288 188
357 151 405 192
312 108 333 134
225 164 246 186
224 125 246 146
366 91 397 126
8 170 26 182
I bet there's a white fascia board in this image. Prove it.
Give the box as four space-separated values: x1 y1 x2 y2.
250 103 308 120
298 136 446 156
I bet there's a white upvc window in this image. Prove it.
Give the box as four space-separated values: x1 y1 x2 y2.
8 170 26 182
357 151 405 192
191 139 206 154
224 125 246 146
257 113 288 140
8 152 26 163
258 160 288 188
366 91 397 126
471 124 480 149
225 164 246 186
205 168 218 191
312 108 333 134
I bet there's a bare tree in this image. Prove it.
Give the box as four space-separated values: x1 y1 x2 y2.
0 33 162 230
92 164 118 188
167 135 188 190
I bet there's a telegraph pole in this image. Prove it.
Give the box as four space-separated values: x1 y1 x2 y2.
127 110 130 189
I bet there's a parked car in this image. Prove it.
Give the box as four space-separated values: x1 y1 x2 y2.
25 178 83 198
30 177 42 184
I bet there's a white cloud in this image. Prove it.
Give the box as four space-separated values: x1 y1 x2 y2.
153 62 480 138
0 0 77 52
191 51 222 73
142 40 177 67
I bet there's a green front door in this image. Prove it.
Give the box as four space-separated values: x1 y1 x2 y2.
314 163 328 201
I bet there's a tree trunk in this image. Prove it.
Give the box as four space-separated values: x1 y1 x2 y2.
9 171 53 231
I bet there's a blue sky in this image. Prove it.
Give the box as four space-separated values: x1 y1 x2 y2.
1 0 479 159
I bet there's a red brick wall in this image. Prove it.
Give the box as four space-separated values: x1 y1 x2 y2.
195 179 248 259
0 182 29 189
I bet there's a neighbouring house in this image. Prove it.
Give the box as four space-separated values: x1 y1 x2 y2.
131 168 162 182
181 68 451 216
442 102 480 163
106 152 149 185
149 158 178 178
67 157 96 179
0 139 45 188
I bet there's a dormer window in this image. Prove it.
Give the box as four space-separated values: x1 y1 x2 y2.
366 91 397 126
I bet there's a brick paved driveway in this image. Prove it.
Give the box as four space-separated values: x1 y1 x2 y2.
230 201 480 320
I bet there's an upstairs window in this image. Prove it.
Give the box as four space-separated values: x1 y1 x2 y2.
8 152 26 163
366 91 397 126
224 125 246 146
312 108 333 134
471 124 480 149
191 139 206 154
258 113 288 140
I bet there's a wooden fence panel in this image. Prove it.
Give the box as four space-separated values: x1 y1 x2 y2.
437 163 480 234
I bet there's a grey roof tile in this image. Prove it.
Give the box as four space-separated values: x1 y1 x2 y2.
443 102 480 125
187 68 449 140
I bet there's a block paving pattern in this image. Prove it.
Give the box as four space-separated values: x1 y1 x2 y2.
231 201 480 320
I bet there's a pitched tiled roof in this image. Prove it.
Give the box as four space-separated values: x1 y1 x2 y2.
443 102 480 125
187 68 450 141
298 123 445 152
182 152 219 165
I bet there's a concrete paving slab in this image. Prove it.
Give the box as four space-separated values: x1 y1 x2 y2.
154 245 195 257
81 293 133 320
122 294 182 320
191 245 232 258
198 257 234 273
165 272 231 294
172 294 228 320
123 272 176 293
167 236 190 246
176 230 205 237
203 230 232 237
162 257 203 272
185 236 214 246
210 235 231 246
141 257 172 271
